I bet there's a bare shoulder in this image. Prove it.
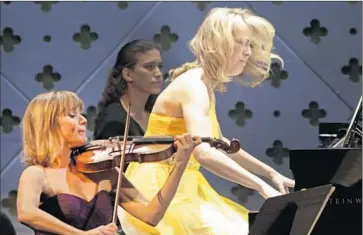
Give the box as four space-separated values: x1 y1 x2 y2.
171 69 210 105
178 70 207 92
19 165 46 190
20 165 45 179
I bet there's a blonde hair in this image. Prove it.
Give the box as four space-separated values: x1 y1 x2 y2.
168 7 283 91
22 91 84 168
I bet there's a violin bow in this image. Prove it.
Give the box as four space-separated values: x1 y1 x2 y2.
112 100 132 224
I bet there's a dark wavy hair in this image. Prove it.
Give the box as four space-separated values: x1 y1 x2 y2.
96 40 160 117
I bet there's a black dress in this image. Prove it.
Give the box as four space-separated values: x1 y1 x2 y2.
93 101 145 139
93 101 145 171
33 191 113 235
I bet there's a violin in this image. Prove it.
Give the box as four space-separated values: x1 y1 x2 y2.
71 135 241 174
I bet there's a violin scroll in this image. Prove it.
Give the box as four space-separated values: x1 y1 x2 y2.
228 138 241 154
208 138 240 154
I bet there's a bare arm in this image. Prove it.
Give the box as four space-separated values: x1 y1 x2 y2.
116 135 197 226
180 79 275 194
17 166 84 235
116 162 186 226
221 135 276 179
220 133 295 194
116 163 185 226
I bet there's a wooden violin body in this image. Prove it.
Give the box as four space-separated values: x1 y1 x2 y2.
71 136 240 173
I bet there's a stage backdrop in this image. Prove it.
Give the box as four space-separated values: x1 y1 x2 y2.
1 1 361 234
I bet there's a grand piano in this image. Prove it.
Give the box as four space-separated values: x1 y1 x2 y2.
249 96 362 235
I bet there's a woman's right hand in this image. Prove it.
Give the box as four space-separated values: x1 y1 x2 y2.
258 184 282 199
82 223 118 235
173 134 202 166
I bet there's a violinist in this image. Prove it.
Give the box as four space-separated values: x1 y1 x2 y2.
17 90 201 235
119 7 295 235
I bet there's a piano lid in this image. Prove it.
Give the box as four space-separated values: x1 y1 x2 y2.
289 148 362 190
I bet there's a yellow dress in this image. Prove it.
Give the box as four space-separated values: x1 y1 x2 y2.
118 99 249 235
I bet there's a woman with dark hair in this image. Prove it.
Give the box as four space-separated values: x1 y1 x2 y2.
93 39 163 145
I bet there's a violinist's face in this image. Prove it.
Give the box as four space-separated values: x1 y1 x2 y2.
58 108 88 148
127 49 164 94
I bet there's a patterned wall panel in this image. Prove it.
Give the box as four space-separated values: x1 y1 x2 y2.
122 1 213 77
0 77 28 171
1 2 361 234
1 1 156 99
246 1 362 108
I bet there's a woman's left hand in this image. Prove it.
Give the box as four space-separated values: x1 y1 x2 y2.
270 172 295 194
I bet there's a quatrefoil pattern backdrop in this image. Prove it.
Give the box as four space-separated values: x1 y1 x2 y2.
1 2 362 234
